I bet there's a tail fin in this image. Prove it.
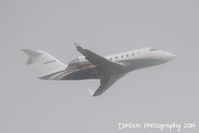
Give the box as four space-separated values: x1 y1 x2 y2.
22 49 66 74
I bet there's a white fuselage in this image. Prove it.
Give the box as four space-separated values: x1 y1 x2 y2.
40 47 175 80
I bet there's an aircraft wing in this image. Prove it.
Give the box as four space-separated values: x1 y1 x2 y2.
74 44 126 75
90 73 126 96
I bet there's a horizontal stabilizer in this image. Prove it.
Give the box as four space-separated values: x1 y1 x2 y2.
26 58 33 65
21 49 42 65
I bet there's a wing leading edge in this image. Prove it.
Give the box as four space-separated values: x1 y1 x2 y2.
92 73 126 96
74 43 126 74
74 44 127 96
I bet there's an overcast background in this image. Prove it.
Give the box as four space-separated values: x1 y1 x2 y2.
0 0 198 133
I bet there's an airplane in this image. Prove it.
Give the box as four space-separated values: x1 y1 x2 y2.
22 44 176 96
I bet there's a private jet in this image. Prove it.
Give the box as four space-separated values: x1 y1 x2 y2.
22 44 176 96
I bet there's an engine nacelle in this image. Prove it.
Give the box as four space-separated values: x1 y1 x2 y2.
78 56 87 63
66 56 91 71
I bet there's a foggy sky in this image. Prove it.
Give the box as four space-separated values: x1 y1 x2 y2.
0 0 198 133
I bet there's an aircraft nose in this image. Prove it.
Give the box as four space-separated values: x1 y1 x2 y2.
165 52 176 60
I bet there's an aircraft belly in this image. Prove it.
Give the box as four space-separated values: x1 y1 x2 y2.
62 67 100 80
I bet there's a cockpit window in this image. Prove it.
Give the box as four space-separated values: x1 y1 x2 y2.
150 48 158 51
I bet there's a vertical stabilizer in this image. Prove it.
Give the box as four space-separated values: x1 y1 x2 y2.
22 49 66 74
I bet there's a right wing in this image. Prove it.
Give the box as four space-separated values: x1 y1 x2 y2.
91 73 126 96
74 43 126 75
74 44 127 96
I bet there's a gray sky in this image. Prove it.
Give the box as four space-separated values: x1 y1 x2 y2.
0 0 198 133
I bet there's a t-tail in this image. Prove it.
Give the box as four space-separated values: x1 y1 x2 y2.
21 49 66 75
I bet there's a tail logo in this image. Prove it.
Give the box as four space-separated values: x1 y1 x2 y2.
44 60 56 64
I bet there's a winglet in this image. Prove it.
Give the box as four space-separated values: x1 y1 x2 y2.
74 43 80 47
74 43 84 51
88 89 95 96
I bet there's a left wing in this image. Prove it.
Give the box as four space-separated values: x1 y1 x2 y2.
74 43 126 75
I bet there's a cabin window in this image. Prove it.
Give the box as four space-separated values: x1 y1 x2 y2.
132 53 134 56
126 54 128 57
110 58 112 60
115 56 118 59
150 48 158 51
121 55 123 58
